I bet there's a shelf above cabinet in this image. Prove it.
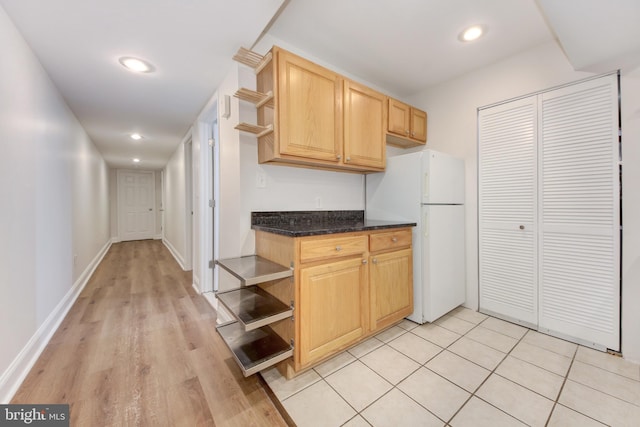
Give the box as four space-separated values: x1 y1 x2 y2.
235 123 274 138
217 322 293 377
232 47 272 74
234 88 274 108
217 286 293 332
216 255 292 286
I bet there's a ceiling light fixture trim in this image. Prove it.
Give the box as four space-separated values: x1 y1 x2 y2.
119 56 155 73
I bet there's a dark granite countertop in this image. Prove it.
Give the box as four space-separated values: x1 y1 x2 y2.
251 211 416 237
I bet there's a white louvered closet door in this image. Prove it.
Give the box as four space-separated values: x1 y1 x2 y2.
479 96 538 326
538 75 620 350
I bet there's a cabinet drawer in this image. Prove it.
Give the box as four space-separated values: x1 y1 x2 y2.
369 229 412 252
300 235 368 263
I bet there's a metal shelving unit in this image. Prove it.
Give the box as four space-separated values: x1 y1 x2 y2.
215 255 293 376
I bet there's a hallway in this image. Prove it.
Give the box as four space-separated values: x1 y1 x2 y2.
11 240 287 426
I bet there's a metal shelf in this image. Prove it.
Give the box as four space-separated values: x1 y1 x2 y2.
217 322 293 377
217 287 293 332
216 255 292 286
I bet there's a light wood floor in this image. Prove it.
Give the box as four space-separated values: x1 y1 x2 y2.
12 240 287 427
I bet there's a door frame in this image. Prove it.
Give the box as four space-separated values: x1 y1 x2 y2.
184 139 193 270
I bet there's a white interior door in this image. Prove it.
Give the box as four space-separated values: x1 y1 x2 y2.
538 75 620 350
479 96 538 326
117 170 156 241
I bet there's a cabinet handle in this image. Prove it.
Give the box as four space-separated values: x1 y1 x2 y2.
372 258 378 264
345 156 351 162
336 154 342 160
519 225 525 230
391 237 398 243
405 130 410 135
362 259 367 264
335 245 342 251
411 132 415 137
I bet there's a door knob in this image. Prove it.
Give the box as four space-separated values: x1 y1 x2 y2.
519 225 525 230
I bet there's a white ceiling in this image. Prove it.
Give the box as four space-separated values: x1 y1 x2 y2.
0 0 285 169
267 0 554 96
1 0 638 170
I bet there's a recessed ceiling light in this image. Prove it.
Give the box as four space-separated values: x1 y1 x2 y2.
130 133 143 140
459 25 485 42
119 56 154 73
133 158 141 163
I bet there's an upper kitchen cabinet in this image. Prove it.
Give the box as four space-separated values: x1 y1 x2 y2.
386 98 427 147
343 80 386 170
277 49 343 163
235 46 386 173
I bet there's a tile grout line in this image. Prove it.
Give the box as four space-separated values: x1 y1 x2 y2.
543 345 579 427
270 310 637 426
443 315 530 426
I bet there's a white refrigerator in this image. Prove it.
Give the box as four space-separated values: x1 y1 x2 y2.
366 150 465 323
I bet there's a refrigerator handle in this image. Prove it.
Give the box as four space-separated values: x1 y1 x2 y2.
424 172 429 199
424 210 429 238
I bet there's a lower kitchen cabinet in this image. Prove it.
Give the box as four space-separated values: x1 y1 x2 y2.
254 226 414 378
370 248 413 330
299 257 368 367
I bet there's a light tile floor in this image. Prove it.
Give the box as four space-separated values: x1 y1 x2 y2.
261 307 640 427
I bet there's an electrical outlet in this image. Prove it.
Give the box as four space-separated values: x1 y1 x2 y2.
256 171 266 188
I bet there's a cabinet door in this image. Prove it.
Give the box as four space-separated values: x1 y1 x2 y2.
410 108 427 142
299 257 368 366
387 98 411 137
277 50 343 162
343 80 386 169
370 248 413 331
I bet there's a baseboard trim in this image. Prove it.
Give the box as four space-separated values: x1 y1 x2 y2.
0 239 112 404
153 234 162 240
162 238 186 271
192 282 201 294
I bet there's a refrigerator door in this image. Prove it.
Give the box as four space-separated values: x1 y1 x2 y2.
366 152 422 222
422 150 465 204
421 204 466 322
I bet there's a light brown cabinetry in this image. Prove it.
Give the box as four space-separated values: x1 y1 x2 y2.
369 229 414 330
386 98 427 147
299 257 368 366
237 46 386 173
343 80 386 169
255 227 413 377
370 248 413 330
277 49 343 163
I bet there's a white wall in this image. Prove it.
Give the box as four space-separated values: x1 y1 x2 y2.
163 141 187 269
0 5 110 401
406 40 640 362
620 67 640 363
